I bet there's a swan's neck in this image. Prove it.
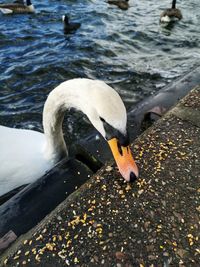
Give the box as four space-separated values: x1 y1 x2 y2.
172 0 176 9
42 78 123 164
43 80 92 163
43 84 82 163
43 89 67 163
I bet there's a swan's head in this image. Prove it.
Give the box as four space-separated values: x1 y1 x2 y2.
44 78 138 182
84 80 139 182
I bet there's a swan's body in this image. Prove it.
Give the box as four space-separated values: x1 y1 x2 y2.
0 78 138 197
160 0 182 23
0 126 51 195
62 15 81 34
107 0 129 10
0 0 35 14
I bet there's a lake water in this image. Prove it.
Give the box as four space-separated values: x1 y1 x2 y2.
0 0 200 145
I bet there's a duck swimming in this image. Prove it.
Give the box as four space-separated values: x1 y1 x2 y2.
107 0 129 11
160 0 182 23
0 78 139 196
62 14 81 34
0 0 35 14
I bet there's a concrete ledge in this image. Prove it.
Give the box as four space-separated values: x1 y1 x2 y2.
170 86 200 127
171 106 200 128
1 86 200 267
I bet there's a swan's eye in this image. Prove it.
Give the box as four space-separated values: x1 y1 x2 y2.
119 133 130 147
100 117 129 147
100 117 106 123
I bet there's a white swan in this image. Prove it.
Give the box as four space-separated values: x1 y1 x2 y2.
0 78 139 197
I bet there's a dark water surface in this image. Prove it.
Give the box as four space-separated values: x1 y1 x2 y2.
0 0 200 144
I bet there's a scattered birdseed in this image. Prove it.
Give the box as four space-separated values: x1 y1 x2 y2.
46 243 54 251
17 250 22 255
31 248 36 254
106 166 113 172
58 251 66 260
119 190 124 195
42 228 47 234
3 258 8 265
36 234 43 241
35 254 41 262
24 251 30 256
74 257 79 263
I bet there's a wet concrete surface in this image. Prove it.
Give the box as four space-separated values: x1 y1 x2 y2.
0 86 200 267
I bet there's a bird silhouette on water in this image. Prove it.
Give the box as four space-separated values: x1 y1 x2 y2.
107 0 129 11
62 15 81 34
160 0 182 23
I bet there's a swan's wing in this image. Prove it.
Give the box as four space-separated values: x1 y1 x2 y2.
0 126 52 196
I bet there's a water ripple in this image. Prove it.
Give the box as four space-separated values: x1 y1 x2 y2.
0 0 200 141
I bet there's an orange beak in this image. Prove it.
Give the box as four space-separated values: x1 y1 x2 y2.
108 138 139 182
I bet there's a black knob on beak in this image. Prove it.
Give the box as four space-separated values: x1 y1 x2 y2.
130 171 137 183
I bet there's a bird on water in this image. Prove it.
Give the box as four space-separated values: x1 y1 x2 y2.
0 78 139 197
62 14 81 34
0 0 35 14
160 0 182 23
107 0 129 11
